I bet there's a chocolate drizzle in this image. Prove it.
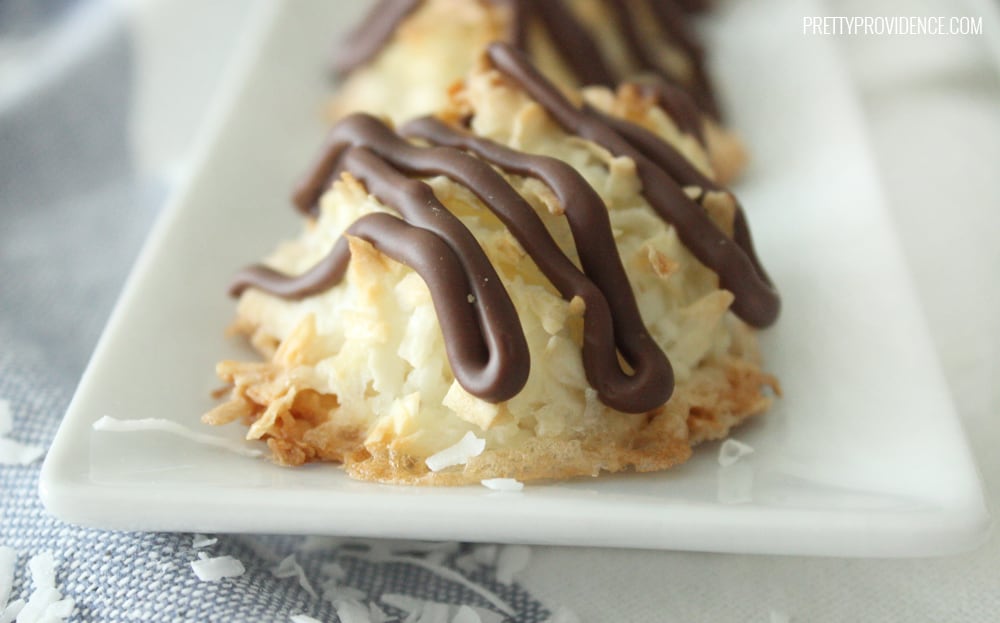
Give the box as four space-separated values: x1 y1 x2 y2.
232 43 779 412
331 0 422 75
334 0 720 118
629 80 706 145
485 43 778 327
400 116 674 411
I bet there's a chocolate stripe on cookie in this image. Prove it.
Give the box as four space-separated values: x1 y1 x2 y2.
486 43 779 327
401 115 674 412
267 113 673 411
334 0 720 117
233 211 528 403
241 134 531 403
331 0 422 76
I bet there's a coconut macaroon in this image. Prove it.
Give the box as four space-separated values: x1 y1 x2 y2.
206 44 779 485
330 0 747 184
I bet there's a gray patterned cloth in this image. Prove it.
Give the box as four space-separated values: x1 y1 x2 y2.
0 3 551 621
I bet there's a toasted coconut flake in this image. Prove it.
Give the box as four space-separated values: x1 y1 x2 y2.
190 555 246 582
93 416 263 457
480 478 523 491
425 432 486 472
718 438 755 466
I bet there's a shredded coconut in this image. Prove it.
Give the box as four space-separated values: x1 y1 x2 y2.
28 552 55 591
332 598 372 623
380 594 454 622
425 432 486 472
272 554 318 598
5 551 75 623
423 602 451 623
471 545 497 566
44 598 75 619
297 536 344 553
453 553 478 574
192 534 218 549
0 599 24 623
362 557 513 616
321 576 367 604
494 545 531 584
480 478 524 491
380 594 424 616
369 602 389 623
718 438 755 466
0 438 44 466
92 415 264 457
190 555 246 582
16 586 62 623
0 400 11 436
452 605 482 623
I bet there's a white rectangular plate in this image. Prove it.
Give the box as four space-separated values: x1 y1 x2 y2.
41 0 991 556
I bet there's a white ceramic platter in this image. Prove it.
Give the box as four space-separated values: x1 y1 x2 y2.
40 0 991 556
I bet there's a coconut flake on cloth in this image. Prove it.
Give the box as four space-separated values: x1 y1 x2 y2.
271 554 318 598
192 534 218 549
0 438 44 466
425 431 485 472
357 557 513 616
92 415 264 457
330 598 373 623
190 555 246 582
494 545 531 584
2 551 76 623
381 594 485 623
0 400 44 465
